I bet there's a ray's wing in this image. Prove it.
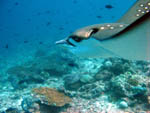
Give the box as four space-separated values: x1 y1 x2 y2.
117 0 150 24
92 0 150 41
86 0 150 60
99 13 150 60
69 14 150 60
98 0 150 60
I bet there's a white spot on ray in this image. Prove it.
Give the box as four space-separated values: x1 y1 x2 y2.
107 24 111 27
145 7 148 9
119 25 124 27
140 4 144 7
110 27 114 29
100 27 105 30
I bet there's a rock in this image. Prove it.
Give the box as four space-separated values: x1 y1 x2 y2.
110 73 147 97
95 70 113 81
80 75 94 83
118 101 128 109
105 60 112 67
5 108 20 113
64 74 80 85
78 81 105 99
110 74 127 97
64 74 82 90
102 58 131 75
132 86 147 95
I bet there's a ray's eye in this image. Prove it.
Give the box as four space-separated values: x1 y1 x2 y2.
91 28 99 35
71 35 82 42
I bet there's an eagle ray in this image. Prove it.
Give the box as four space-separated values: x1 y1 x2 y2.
56 0 150 61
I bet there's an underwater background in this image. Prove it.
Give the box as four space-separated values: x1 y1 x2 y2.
1 0 150 113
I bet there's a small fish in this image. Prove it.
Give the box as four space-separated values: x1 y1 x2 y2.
39 41 43 44
5 44 8 49
24 40 28 43
56 0 150 61
105 5 114 9
73 0 78 4
96 16 102 19
14 2 19 6
46 22 51 26
45 10 50 14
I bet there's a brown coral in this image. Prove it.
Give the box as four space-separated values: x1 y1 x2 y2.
33 87 72 107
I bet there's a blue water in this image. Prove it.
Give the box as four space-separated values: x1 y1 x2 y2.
0 0 136 61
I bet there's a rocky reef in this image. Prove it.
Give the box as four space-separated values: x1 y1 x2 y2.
60 58 150 112
1 46 150 113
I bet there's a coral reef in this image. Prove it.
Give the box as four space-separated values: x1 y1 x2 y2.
100 58 132 75
32 87 72 107
7 65 44 89
95 69 113 81
61 58 150 112
4 108 20 113
77 81 105 99
1 46 150 112
63 74 82 90
110 73 147 97
117 100 128 109
80 74 94 83
6 47 79 89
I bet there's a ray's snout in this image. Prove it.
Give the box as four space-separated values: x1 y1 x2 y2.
55 26 99 47
55 37 76 47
